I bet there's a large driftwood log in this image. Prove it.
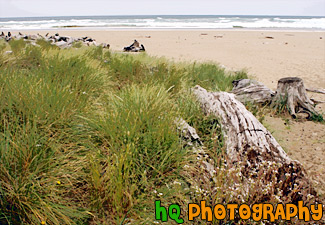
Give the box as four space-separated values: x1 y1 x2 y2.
192 85 317 203
231 79 275 104
271 77 319 118
193 85 290 164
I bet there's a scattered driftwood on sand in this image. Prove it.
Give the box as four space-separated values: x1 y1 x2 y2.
0 31 110 49
123 40 145 52
192 85 318 204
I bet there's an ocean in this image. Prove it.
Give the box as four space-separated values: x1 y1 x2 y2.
0 15 324 30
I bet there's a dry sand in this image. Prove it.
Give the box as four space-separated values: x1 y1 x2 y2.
25 29 325 89
22 29 325 195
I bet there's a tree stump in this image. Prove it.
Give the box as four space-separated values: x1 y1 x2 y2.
271 77 319 118
192 85 317 204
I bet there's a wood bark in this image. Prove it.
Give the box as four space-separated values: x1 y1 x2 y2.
193 85 289 164
192 85 317 203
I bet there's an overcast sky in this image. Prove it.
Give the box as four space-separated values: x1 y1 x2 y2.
0 0 324 18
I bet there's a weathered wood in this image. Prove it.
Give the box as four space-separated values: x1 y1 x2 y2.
54 40 70 49
123 40 145 52
231 79 275 104
306 88 325 94
175 118 216 182
271 77 319 118
231 78 323 118
193 85 289 164
0 32 108 49
311 99 325 104
192 85 317 203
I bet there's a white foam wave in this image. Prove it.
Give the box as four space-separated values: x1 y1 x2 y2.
0 16 324 30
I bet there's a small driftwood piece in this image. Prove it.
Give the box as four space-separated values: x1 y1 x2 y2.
192 85 317 203
306 88 325 95
175 118 216 182
123 40 145 52
271 77 319 118
311 99 325 104
231 79 275 104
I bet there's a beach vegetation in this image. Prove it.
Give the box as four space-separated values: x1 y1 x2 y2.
309 113 324 122
36 39 59 51
72 41 83 48
2 37 322 224
7 40 317 225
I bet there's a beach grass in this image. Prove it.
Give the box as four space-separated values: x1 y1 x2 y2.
0 39 249 224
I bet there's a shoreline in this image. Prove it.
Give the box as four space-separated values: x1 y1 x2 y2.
2 28 325 32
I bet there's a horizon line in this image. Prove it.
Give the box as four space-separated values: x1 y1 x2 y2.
1 14 325 20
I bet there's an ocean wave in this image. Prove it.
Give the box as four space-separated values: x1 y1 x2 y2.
0 16 324 30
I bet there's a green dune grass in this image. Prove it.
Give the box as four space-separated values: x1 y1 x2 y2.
0 39 248 224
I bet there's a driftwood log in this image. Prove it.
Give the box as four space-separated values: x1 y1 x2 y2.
123 40 145 52
231 79 275 104
192 85 317 204
232 77 322 119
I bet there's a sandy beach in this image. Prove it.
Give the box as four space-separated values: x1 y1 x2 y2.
10 29 325 195
21 29 325 90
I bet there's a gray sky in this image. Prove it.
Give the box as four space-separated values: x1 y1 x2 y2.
0 0 324 18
